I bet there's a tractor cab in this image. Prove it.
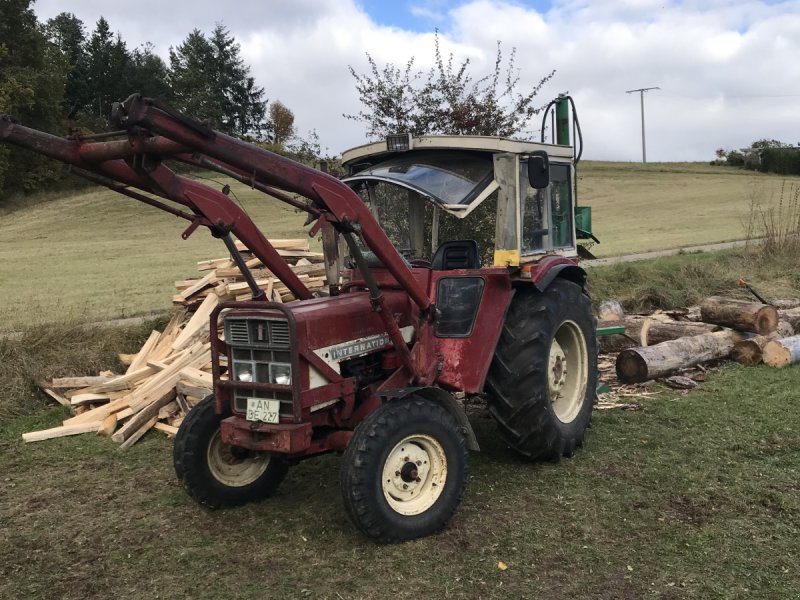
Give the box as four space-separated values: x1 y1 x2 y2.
341 135 587 270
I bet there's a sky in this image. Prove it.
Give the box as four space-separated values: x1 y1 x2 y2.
31 0 800 162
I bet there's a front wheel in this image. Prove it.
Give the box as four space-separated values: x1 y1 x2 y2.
173 395 288 509
340 398 468 543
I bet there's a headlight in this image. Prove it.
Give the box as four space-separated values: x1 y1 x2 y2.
269 363 292 385
234 364 254 382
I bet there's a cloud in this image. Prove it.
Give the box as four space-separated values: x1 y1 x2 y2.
32 0 800 161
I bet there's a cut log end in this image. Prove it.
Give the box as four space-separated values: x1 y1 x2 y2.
615 350 648 384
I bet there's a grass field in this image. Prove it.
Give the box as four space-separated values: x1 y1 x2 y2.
579 161 798 257
1 162 798 332
1 360 798 599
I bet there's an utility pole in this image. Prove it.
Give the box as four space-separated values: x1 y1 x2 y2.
625 86 659 163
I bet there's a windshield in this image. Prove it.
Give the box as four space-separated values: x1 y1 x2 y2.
343 150 494 206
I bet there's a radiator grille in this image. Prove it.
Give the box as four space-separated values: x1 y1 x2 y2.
224 317 290 348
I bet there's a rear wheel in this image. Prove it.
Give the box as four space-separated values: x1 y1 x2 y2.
486 279 597 460
340 398 468 543
174 395 288 508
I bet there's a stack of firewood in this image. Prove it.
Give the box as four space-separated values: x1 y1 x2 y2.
23 239 326 447
598 296 800 385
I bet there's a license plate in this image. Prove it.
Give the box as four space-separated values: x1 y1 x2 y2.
246 398 280 423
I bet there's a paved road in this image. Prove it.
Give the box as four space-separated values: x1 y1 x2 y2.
583 238 755 267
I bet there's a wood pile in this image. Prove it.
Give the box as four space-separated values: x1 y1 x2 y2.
599 296 800 395
24 239 326 447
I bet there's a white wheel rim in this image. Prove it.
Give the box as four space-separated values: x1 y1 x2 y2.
206 430 271 487
381 434 447 516
549 320 589 423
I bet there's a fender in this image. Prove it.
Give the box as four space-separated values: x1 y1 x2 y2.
534 263 587 292
380 387 480 452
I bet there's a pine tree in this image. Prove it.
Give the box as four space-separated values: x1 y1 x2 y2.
0 0 66 193
45 12 90 118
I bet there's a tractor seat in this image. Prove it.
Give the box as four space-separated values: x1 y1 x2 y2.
431 240 480 270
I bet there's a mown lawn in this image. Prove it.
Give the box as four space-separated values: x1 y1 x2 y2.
1 362 798 599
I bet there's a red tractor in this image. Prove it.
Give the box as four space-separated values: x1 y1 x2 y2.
0 94 596 542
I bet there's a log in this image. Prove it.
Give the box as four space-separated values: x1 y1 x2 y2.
731 333 781 365
778 308 800 332
616 329 744 383
700 296 778 335
763 335 800 368
598 316 717 353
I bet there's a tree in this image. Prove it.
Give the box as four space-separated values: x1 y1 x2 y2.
129 43 170 100
85 17 133 120
169 24 267 137
45 12 90 118
345 32 555 138
0 0 65 193
269 100 295 145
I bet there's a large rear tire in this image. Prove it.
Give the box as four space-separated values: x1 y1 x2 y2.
340 398 468 543
174 395 288 509
486 279 597 460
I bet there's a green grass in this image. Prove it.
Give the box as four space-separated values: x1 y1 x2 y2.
1 363 798 599
0 175 309 332
588 247 800 312
579 161 800 257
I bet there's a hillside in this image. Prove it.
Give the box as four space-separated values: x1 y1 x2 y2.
0 163 797 331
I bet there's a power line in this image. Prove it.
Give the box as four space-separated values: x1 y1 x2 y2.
626 86 660 163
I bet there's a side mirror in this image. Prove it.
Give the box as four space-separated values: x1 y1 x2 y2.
528 151 550 189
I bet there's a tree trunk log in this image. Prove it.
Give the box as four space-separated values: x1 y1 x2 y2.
730 333 781 365
763 335 800 367
778 308 800 332
699 296 778 335
598 316 717 353
616 330 744 383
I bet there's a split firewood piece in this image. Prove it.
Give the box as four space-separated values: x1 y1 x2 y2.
22 422 103 443
700 296 778 335
97 413 118 437
616 329 745 384
118 416 159 451
171 293 219 351
153 422 179 437
112 390 176 444
731 333 781 365
51 376 113 389
597 299 624 321
176 381 212 400
180 367 213 388
118 353 136 366
179 271 218 301
38 383 71 408
157 401 180 420
70 393 111 407
127 330 161 374
763 335 800 368
64 366 156 398
149 310 188 360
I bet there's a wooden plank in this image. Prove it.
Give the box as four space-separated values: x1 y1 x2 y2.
112 390 176 443
70 393 111 406
176 381 212 400
118 353 136 366
153 422 179 436
180 367 213 388
171 293 219 351
39 384 71 408
197 257 234 271
127 330 162 375
118 416 159 451
179 271 218 301
52 376 113 389
97 413 118 437
149 310 187 360
23 422 102 443
65 366 157 398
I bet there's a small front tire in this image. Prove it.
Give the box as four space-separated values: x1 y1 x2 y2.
173 395 288 509
340 398 468 543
